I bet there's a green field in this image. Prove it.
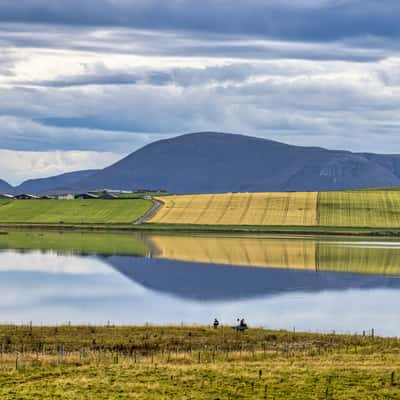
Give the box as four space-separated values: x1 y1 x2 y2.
0 325 399 399
318 190 400 227
0 199 152 225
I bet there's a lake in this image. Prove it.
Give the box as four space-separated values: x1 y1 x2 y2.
1 230 400 336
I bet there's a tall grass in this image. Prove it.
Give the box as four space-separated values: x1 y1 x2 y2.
0 325 399 399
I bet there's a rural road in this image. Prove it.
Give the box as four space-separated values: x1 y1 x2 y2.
133 197 163 225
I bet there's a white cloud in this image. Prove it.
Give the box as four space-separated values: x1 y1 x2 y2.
0 148 121 185
1 20 400 182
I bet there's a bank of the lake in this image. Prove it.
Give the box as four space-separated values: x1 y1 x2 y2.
4 189 400 236
1 325 399 399
3 222 400 237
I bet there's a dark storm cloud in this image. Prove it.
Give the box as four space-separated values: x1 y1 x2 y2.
0 0 400 43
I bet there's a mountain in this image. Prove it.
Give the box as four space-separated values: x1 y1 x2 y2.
0 179 13 194
5 132 400 194
70 132 400 193
15 170 98 194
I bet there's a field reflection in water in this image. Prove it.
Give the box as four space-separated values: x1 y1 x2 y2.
0 231 400 335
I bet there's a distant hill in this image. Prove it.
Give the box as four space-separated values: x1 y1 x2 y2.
69 132 400 193
5 132 400 194
0 179 13 194
15 170 98 194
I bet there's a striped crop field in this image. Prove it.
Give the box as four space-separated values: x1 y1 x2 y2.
150 189 400 228
318 190 400 227
151 192 318 226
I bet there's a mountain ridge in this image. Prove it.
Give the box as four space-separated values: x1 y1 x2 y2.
14 169 99 194
3 132 400 194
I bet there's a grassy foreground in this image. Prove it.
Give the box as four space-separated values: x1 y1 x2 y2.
0 325 399 399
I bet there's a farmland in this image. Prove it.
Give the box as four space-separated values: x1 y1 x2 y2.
149 190 400 230
318 190 400 227
151 192 318 226
0 199 152 225
0 325 399 400
3 190 400 234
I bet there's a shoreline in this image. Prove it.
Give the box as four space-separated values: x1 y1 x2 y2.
1 222 400 237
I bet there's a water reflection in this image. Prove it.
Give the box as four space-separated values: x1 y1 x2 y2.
109 256 400 300
146 233 400 276
0 231 400 335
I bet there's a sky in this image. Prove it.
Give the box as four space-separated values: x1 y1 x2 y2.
1 0 400 184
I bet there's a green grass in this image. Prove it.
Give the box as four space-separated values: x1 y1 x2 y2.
0 199 152 225
0 230 149 256
318 190 400 228
0 325 399 399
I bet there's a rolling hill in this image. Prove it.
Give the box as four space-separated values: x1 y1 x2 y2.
70 132 400 193
4 132 400 194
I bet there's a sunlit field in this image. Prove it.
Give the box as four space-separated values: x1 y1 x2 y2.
151 192 318 226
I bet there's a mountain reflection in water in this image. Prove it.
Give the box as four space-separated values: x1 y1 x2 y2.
107 255 400 301
1 231 400 335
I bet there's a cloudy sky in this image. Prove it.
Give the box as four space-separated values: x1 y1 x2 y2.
1 0 400 184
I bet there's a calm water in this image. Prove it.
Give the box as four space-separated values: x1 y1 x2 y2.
1 231 400 336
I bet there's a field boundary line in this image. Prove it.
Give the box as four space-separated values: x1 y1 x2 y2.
193 194 216 224
238 193 254 225
215 193 234 224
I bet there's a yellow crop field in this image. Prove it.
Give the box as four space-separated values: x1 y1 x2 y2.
148 234 317 270
151 192 318 226
318 190 400 227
